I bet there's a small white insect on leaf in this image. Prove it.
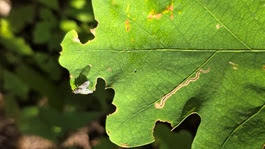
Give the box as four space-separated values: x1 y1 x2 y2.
73 81 93 95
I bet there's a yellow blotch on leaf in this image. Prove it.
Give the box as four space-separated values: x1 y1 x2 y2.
148 3 174 20
111 0 116 5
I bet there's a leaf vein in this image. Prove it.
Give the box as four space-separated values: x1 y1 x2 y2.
195 0 251 50
221 105 265 148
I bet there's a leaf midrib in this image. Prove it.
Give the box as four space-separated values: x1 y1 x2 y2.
79 48 265 53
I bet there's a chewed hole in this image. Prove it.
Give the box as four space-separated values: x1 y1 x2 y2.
154 121 194 148
93 78 115 114
173 114 201 137
64 0 98 44
77 20 98 44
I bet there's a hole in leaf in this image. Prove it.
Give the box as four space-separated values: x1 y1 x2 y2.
93 78 115 114
154 121 193 149
173 114 201 138
71 0 98 44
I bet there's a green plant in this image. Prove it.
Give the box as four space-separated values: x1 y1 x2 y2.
59 0 265 148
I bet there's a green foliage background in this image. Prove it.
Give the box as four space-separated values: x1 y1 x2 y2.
0 0 193 148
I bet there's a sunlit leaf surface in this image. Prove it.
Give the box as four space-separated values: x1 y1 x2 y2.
59 0 265 148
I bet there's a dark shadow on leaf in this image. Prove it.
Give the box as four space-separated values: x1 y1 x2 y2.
245 84 265 95
74 65 91 86
181 96 203 117
178 94 206 137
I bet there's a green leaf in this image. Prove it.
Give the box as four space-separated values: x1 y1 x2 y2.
33 21 53 44
3 69 29 99
60 20 80 32
33 52 62 81
7 4 35 33
39 8 57 23
59 0 265 148
0 20 33 55
38 0 59 10
70 0 86 9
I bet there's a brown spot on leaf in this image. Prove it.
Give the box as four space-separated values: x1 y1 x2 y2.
120 143 129 148
168 4 174 11
263 65 265 70
216 24 221 29
125 19 130 32
170 14 174 19
162 3 174 19
168 4 174 19
148 3 174 20
148 12 163 20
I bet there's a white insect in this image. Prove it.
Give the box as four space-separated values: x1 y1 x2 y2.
73 81 93 94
